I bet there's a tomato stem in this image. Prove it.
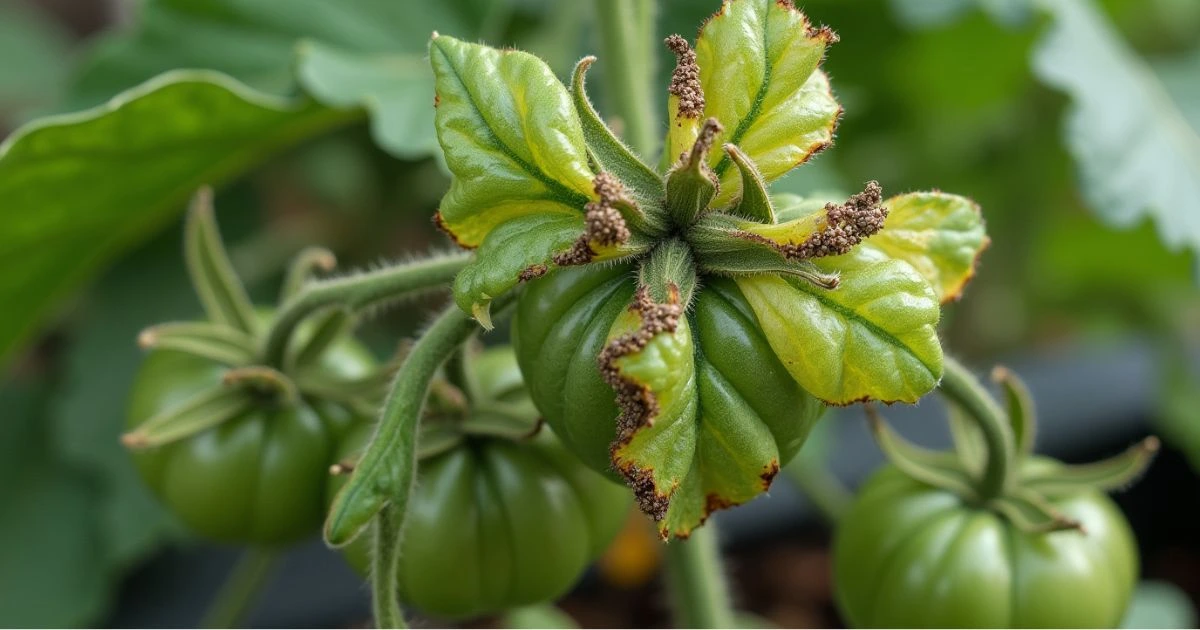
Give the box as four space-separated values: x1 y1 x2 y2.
592 0 659 160
261 252 471 368
665 524 735 629
200 548 278 629
371 505 407 629
938 357 1014 500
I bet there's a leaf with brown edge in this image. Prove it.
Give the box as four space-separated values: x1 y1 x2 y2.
863 191 989 303
735 246 943 405
601 282 821 539
695 0 841 208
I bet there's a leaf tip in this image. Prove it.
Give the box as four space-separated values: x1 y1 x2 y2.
472 301 494 331
137 327 158 350
120 431 148 449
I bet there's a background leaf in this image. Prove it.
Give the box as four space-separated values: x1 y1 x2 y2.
0 72 355 365
0 3 72 123
296 41 438 160
1032 0 1200 277
66 0 479 111
0 380 109 627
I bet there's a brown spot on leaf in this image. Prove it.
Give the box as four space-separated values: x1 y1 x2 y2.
432 211 473 250
599 286 684 442
518 264 548 282
433 93 440 107
806 24 840 45
602 287 685 522
704 492 737 515
760 459 781 489
619 463 670 522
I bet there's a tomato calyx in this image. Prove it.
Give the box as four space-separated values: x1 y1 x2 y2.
868 358 1160 535
123 188 394 451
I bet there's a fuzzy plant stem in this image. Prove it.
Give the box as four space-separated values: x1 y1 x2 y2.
371 505 406 629
939 356 1015 500
349 296 516 628
200 548 278 629
261 252 471 368
592 0 659 160
665 524 735 629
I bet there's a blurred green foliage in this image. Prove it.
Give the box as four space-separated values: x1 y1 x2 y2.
0 0 1198 625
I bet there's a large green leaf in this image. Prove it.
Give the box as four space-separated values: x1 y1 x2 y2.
1033 0 1200 277
735 247 943 404
693 0 840 207
429 35 595 247
0 72 356 365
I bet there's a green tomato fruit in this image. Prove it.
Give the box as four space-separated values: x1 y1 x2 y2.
833 460 1139 628
331 423 629 620
512 263 825 537
127 330 374 545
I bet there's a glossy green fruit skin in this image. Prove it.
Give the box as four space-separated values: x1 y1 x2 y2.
511 264 825 479
331 424 631 620
833 461 1139 628
127 336 374 545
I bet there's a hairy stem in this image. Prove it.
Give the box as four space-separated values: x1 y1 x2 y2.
261 252 471 368
665 524 735 629
371 505 406 629
592 0 658 159
201 548 278 629
939 356 1014 500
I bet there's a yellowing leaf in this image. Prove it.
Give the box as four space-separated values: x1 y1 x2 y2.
736 247 943 404
695 0 840 207
430 35 595 247
865 192 988 303
453 214 584 325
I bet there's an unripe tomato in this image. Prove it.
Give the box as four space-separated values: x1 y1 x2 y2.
833 460 1139 628
127 333 374 545
330 347 631 620
512 264 824 483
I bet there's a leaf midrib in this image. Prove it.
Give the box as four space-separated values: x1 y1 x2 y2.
433 44 591 210
784 274 940 382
